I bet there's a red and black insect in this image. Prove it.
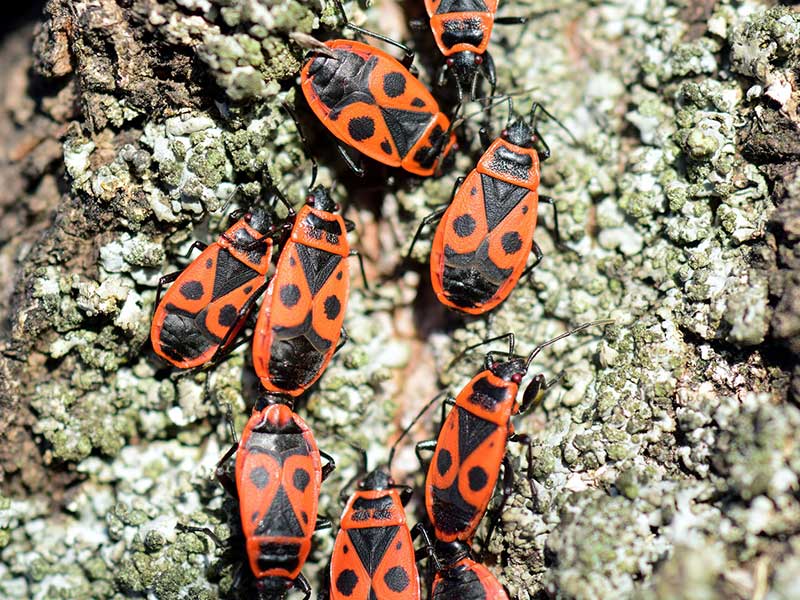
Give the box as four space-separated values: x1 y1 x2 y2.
416 321 611 545
252 185 362 397
214 395 336 599
151 201 292 369
415 529 508 600
299 36 457 177
409 101 572 315
329 461 419 599
423 0 526 100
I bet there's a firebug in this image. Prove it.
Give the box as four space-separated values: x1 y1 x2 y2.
252 185 364 397
151 201 292 369
409 100 575 314
214 395 336 599
298 35 457 177
416 320 612 545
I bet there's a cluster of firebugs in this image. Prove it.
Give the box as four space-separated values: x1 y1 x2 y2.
148 1 611 598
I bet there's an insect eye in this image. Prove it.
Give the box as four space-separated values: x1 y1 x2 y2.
501 129 508 138
334 203 341 212
491 361 500 371
446 58 454 67
474 55 483 65
306 195 315 205
244 212 253 222
511 373 523 384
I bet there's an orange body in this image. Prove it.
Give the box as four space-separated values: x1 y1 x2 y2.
425 370 518 543
150 217 272 368
424 0 499 56
430 138 540 314
235 404 322 582
331 485 420 599
431 557 509 600
301 39 456 177
252 204 350 396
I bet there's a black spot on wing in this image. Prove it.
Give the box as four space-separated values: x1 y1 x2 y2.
384 566 410 592
383 72 406 98
180 281 204 300
501 231 523 254
293 468 311 492
324 295 342 320
380 139 392 154
280 284 301 308
411 97 426 108
453 214 476 237
437 448 453 475
250 466 270 489
468 466 488 491
218 304 238 327
349 116 376 141
336 569 359 596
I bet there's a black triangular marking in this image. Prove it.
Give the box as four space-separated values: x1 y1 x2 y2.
346 526 398 576
211 248 260 301
296 245 342 296
437 0 488 14
456 407 498 464
480 174 529 232
256 485 304 537
379 107 432 158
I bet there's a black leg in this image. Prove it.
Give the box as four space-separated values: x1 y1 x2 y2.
509 432 535 480
479 51 497 101
521 241 544 279
154 271 181 311
539 195 577 256
333 0 414 65
448 333 517 370
176 523 224 547
348 250 369 290
185 240 209 257
294 572 312 600
414 439 438 468
480 453 515 560
336 142 365 176
320 449 336 481
314 517 332 531
406 205 447 261
479 127 493 152
215 441 240 500
334 326 349 355
211 281 269 358
494 16 528 25
407 176 464 260
520 371 565 413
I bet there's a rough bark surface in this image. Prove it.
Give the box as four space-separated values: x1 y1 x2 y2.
0 1 799 599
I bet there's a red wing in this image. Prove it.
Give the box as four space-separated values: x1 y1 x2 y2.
281 453 321 540
330 528 372 600
372 526 420 599
237 451 282 542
